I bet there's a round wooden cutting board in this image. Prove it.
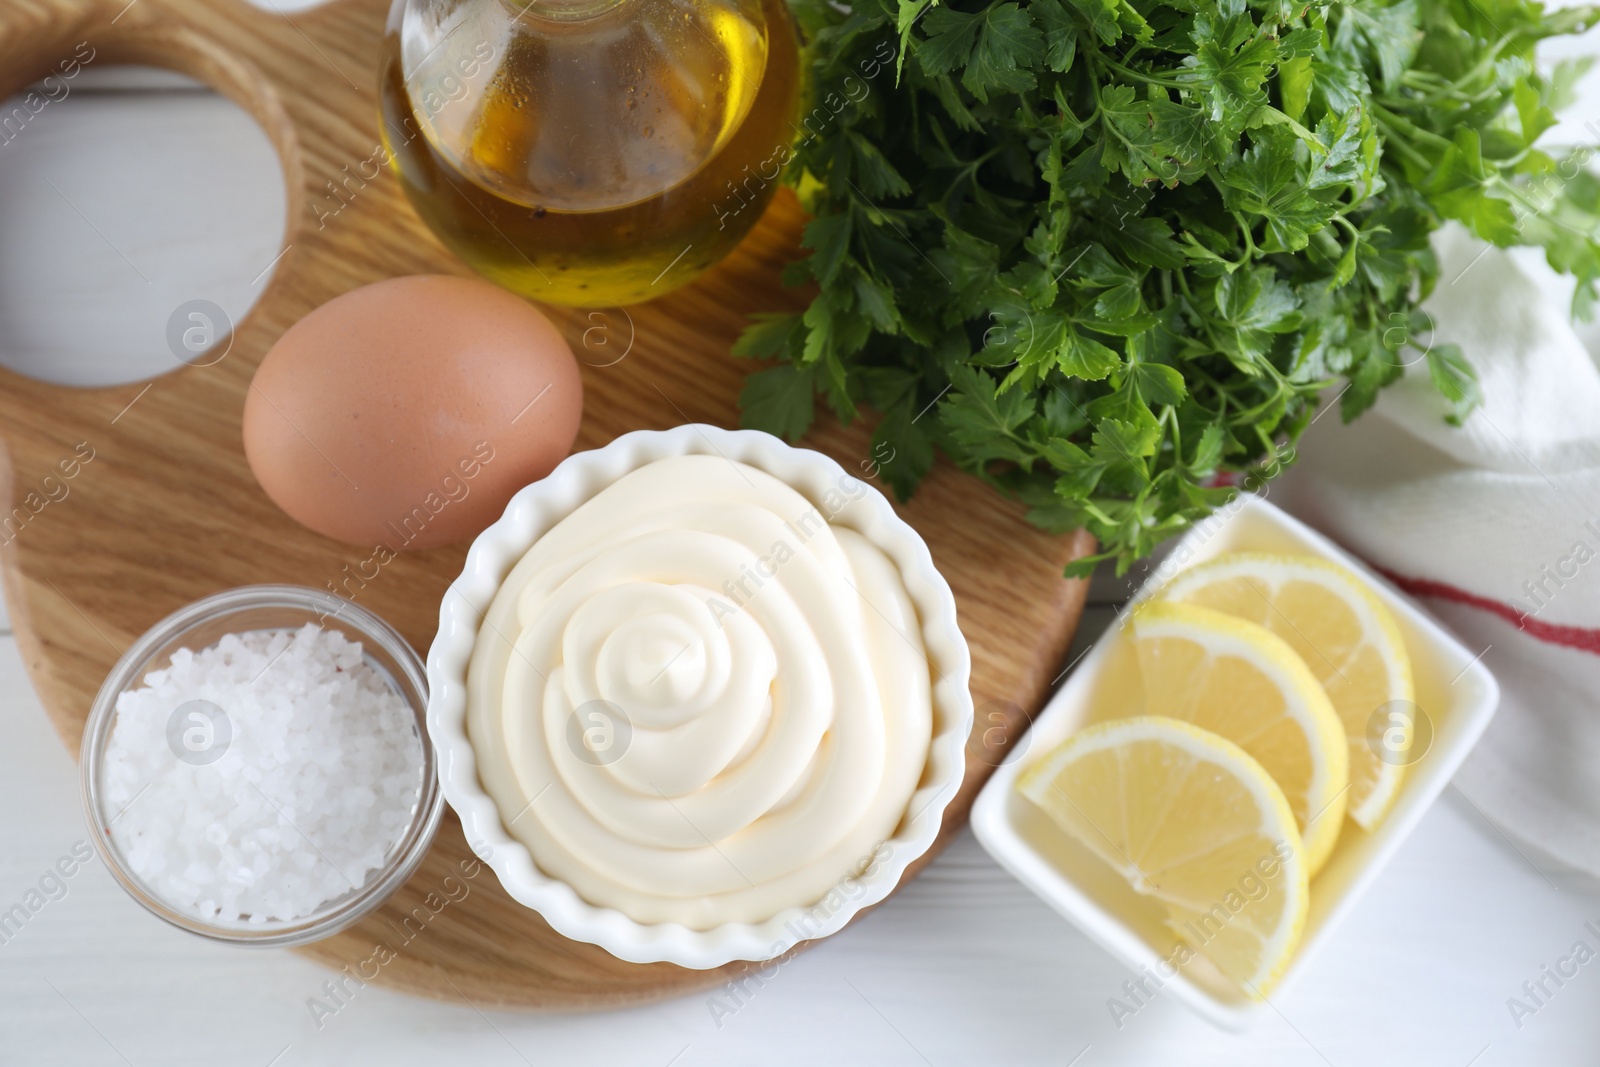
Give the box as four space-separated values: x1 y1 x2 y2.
0 0 1095 1010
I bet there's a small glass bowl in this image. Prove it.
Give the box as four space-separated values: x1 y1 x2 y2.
80 584 444 947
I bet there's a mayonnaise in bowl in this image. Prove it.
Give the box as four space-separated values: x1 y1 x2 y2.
467 454 934 929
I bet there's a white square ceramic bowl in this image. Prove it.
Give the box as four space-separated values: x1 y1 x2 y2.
970 494 1500 1030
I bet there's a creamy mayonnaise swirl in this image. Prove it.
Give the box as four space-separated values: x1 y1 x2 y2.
466 454 932 928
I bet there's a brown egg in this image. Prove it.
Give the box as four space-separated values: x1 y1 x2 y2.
243 275 582 550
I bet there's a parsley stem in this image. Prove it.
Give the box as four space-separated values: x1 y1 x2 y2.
1231 212 1261 259
1098 54 1186 89
1371 104 1456 151
1162 405 1183 465
1395 71 1502 105
1372 117 1436 173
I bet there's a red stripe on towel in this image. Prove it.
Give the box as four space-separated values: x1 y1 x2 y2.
1375 567 1600 656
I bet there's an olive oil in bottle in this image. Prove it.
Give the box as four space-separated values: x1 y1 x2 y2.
379 0 800 307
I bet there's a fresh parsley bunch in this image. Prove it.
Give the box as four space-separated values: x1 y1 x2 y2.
737 0 1600 574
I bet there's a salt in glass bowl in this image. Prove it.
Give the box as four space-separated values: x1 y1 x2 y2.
80 584 444 947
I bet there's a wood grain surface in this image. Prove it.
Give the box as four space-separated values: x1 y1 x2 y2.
0 0 1094 1009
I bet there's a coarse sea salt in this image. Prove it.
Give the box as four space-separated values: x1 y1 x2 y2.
101 623 424 925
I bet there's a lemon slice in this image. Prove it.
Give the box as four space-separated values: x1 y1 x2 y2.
1129 601 1349 875
1161 552 1414 830
1018 716 1309 996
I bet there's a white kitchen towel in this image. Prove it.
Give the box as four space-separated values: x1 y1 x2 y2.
1275 222 1600 877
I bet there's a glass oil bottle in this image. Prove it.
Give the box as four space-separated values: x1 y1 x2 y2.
379 0 801 307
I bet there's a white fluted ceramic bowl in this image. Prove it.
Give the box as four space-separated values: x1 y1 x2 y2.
426 425 972 968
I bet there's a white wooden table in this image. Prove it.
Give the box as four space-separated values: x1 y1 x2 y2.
2 10 1600 1063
